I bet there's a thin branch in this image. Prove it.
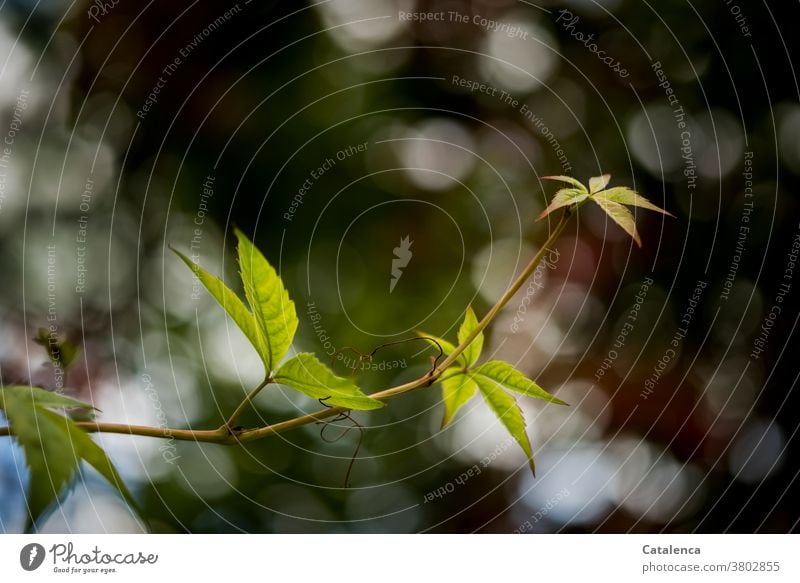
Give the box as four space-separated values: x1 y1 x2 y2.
0 212 571 446
222 377 271 431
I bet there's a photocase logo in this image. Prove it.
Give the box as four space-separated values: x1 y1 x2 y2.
20 543 46 571
389 235 413 293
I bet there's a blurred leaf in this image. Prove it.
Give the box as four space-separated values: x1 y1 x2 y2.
0 386 134 531
457 306 483 367
473 376 536 476
475 361 567 405
235 229 298 372
542 175 587 192
537 188 589 220
32 328 79 369
9 385 97 411
172 247 268 368
589 174 611 193
594 187 674 216
42 409 137 516
440 370 478 428
592 196 641 246
274 353 384 410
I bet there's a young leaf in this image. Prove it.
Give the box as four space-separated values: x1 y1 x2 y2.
235 229 299 372
440 370 479 428
474 361 567 405
0 386 135 530
542 175 587 192
416 331 473 368
473 376 536 475
537 188 589 220
589 174 611 194
592 196 642 246
273 353 384 410
594 187 674 216
416 332 457 357
172 248 268 366
457 306 483 367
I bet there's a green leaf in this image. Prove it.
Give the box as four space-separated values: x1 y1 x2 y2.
0 386 134 530
594 187 674 217
537 188 589 220
589 174 611 194
542 175 588 192
1 388 79 529
274 353 384 410
440 370 479 428
172 247 268 367
473 376 536 475
592 196 642 246
457 306 483 367
474 361 567 405
33 329 79 369
235 229 299 372
416 332 457 356
41 409 137 515
12 385 97 411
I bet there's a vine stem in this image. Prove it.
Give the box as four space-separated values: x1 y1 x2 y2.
0 212 571 446
222 377 270 431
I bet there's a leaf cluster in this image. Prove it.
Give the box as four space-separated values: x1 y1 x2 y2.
538 174 672 246
421 307 567 475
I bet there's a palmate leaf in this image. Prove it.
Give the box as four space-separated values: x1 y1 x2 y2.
235 229 298 372
0 386 135 531
440 370 478 428
472 375 536 475
457 306 483 367
474 361 567 405
274 353 384 411
538 174 673 246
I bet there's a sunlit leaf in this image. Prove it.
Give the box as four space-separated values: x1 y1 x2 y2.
592 196 642 246
172 247 268 367
473 376 536 476
440 370 478 428
589 174 611 194
416 332 457 356
416 330 470 368
457 306 483 367
235 229 299 372
594 187 674 216
475 361 567 405
274 353 384 410
537 188 589 220
542 175 587 192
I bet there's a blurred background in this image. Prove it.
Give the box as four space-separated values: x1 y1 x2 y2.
0 0 798 533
